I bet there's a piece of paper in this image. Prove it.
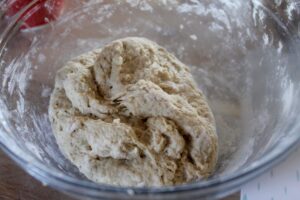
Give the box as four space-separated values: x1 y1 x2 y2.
241 146 300 200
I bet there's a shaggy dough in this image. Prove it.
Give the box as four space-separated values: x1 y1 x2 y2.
49 37 218 186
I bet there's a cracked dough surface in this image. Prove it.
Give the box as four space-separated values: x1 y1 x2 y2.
49 37 218 186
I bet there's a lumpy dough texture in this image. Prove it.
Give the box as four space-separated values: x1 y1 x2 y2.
49 37 218 186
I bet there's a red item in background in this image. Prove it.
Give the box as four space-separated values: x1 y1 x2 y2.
6 0 64 29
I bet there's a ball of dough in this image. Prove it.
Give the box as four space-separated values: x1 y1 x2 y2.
49 37 218 186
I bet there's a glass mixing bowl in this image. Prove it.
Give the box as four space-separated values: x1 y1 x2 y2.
0 0 300 199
